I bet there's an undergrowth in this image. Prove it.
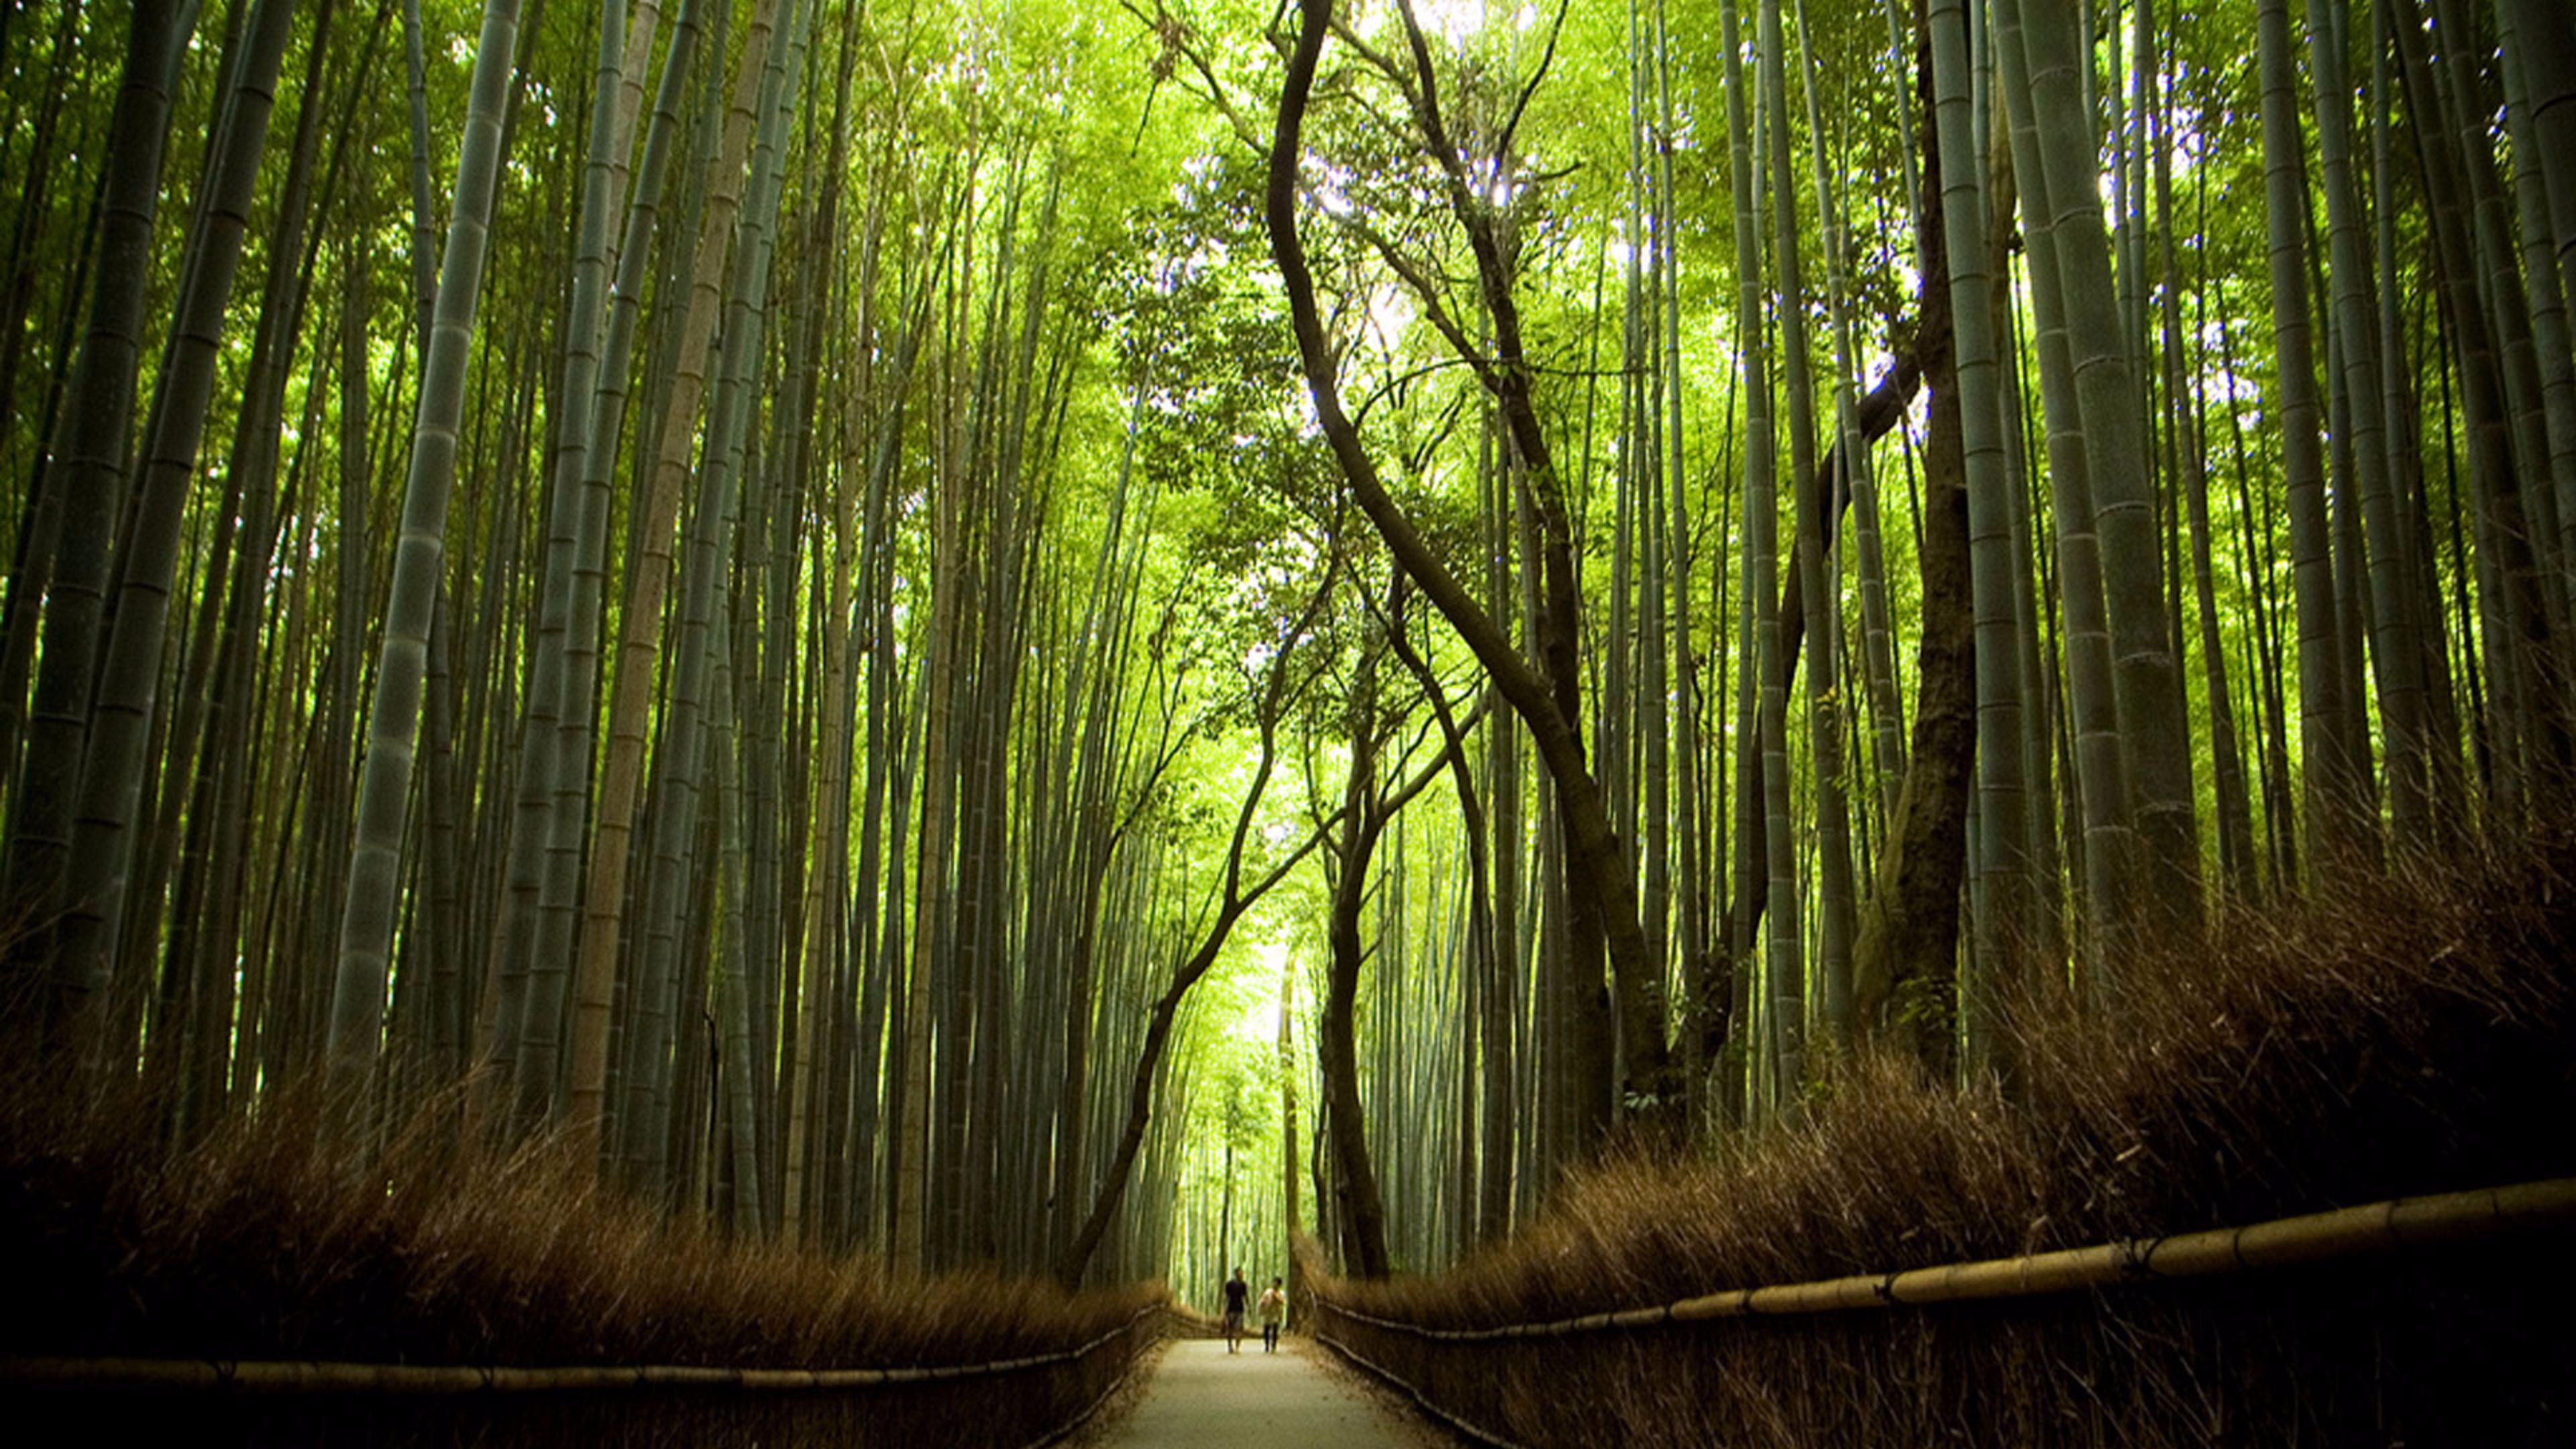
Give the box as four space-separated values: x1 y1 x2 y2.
0 1074 1163 1445
1311 830 2576 1446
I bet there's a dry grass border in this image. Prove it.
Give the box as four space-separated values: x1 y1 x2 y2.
1302 831 2576 1446
0 1075 1165 1444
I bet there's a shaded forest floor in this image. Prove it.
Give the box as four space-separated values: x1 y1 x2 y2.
0 1073 1161 1444
1311 828 2576 1446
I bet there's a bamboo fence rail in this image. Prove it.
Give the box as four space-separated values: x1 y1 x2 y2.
1301 1178 2576 1448
1321 1332 1526 1449
1310 1176 2576 1341
0 1299 1171 1396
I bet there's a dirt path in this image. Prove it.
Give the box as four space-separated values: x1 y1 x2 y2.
1090 1336 1441 1448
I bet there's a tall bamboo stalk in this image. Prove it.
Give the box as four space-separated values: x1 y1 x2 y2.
332 0 527 1071
1928 0 2029 1053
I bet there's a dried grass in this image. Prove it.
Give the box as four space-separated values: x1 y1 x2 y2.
1310 830 2576 1447
0 1074 1163 1445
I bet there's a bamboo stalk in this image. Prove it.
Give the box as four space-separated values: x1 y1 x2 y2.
1309 1177 2576 1340
0 1302 1168 1395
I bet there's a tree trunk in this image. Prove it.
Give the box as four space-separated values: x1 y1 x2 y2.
1270 0 1676 1132
1855 0 1982 1077
1321 638 1393 1281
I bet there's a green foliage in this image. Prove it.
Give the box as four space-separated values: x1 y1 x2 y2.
0 0 2563 1348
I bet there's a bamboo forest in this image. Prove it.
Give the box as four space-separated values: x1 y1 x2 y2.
3 0 2574 1442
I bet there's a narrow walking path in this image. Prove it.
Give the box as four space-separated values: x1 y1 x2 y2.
1096 1336 1437 1448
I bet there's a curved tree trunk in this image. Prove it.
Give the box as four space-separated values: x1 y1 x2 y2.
1053 572 1334 1288
1320 653 1393 1281
1271 0 1676 1132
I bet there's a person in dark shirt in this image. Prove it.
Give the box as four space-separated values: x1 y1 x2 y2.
1221 1267 1249 1353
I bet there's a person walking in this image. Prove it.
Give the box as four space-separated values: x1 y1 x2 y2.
1222 1267 1249 1354
1258 1275 1286 1352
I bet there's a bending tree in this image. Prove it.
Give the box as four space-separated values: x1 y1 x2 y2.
1268 0 1676 1138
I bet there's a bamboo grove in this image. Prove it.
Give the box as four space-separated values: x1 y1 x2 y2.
0 0 2569 1299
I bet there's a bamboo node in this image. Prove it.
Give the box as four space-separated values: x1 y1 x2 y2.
2119 1238 2159 1279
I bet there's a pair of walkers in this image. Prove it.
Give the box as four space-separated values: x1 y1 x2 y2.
1220 1267 1286 1353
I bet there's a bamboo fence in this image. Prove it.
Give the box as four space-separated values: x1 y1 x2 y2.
0 1299 1171 1397
1305 1177 2576 1446
1314 1176 2576 1338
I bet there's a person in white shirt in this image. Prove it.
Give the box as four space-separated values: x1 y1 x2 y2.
1257 1276 1286 1352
